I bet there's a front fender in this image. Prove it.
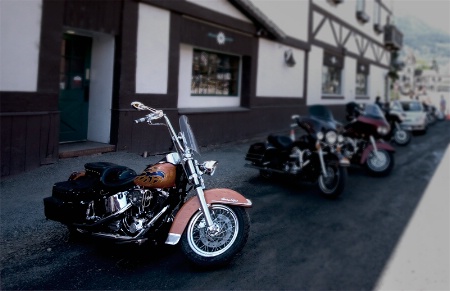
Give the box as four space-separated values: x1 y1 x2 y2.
165 188 252 245
360 142 395 164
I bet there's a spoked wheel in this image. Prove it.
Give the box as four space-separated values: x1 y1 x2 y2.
318 163 347 199
181 204 250 267
366 149 394 176
393 129 411 146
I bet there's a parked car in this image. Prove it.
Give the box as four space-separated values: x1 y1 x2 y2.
391 100 428 134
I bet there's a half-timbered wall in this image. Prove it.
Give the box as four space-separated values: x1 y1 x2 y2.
1 0 397 177
307 1 392 106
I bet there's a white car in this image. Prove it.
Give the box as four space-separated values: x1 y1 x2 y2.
391 100 428 134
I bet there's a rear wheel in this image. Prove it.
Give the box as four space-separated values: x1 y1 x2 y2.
366 149 394 176
318 162 347 199
181 204 250 267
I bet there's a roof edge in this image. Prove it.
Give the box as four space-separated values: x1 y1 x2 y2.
228 0 287 40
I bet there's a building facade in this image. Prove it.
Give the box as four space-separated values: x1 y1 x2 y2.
0 0 401 177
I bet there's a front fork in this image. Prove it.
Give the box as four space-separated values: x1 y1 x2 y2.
316 142 328 178
370 136 378 155
185 156 215 230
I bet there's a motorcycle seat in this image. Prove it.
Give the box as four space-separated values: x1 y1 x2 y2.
85 162 120 176
84 162 137 188
268 135 293 150
100 166 137 188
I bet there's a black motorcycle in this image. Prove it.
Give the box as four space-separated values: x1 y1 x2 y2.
245 113 348 199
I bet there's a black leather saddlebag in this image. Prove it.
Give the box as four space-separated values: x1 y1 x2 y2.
43 176 99 224
245 142 266 164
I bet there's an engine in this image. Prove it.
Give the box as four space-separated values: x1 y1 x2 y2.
285 146 312 174
85 188 170 236
342 137 358 159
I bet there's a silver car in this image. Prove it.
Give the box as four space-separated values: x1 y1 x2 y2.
391 100 428 133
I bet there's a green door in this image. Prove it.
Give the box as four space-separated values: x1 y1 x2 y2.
59 34 92 142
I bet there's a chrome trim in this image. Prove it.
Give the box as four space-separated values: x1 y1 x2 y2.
317 147 328 178
166 152 181 164
209 200 252 206
105 192 128 215
370 136 378 154
165 233 181 245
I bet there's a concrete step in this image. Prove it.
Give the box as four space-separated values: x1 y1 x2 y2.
59 141 116 159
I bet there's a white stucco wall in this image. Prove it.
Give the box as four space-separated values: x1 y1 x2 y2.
187 0 251 22
345 57 357 100
369 65 387 101
178 43 241 108
88 33 115 143
307 46 324 105
136 4 170 94
256 38 304 98
0 0 41 91
251 0 309 41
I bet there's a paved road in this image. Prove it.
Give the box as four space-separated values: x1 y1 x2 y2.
1 120 449 290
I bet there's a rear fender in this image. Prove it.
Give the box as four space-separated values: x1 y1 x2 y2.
360 142 395 164
165 188 252 245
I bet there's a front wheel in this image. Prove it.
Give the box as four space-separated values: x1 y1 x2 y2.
318 163 347 199
366 149 394 176
181 204 250 267
393 129 411 146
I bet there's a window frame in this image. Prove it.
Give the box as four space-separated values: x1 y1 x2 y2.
355 61 370 97
190 48 241 97
322 51 344 96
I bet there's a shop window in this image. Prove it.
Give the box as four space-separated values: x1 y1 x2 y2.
191 49 240 96
322 52 344 95
356 62 369 96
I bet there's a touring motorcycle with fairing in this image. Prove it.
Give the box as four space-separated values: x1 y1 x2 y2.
245 112 348 199
342 102 396 176
44 102 252 267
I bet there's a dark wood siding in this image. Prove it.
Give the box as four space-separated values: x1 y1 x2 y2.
1 0 125 177
64 0 123 35
1 112 59 177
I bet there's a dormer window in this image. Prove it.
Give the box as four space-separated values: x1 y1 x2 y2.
356 0 370 24
327 0 344 5
373 2 383 34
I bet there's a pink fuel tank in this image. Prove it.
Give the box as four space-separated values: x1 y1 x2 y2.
134 162 177 188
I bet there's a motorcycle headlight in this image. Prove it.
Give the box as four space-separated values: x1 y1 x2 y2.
199 160 218 176
317 132 324 140
325 131 337 145
377 126 389 136
337 134 344 143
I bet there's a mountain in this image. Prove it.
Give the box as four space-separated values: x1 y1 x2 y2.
395 15 450 67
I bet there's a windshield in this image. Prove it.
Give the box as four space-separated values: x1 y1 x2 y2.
179 115 200 154
308 104 334 121
362 104 386 120
401 101 423 112
390 101 404 112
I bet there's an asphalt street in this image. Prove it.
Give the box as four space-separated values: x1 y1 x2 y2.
1 120 449 290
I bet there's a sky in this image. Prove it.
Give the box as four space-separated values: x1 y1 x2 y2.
392 0 450 35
